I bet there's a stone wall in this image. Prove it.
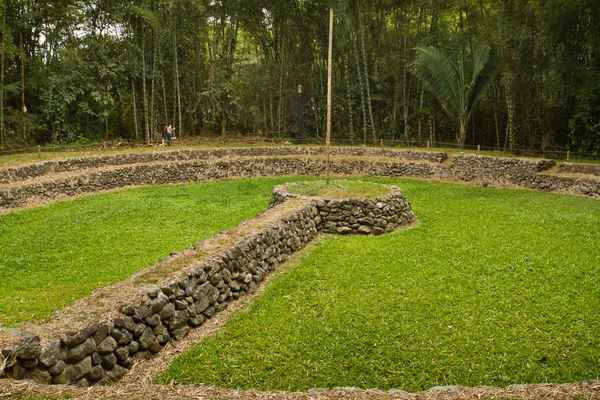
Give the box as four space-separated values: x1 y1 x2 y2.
0 184 415 386
558 162 600 177
445 153 556 182
1 153 599 211
0 147 446 184
269 183 415 235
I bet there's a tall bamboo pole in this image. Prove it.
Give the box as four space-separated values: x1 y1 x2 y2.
326 9 333 185
20 32 27 146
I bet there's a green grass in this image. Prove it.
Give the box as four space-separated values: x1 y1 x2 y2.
161 179 600 391
0 177 304 327
284 179 392 199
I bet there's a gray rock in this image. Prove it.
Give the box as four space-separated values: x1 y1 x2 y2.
203 305 216 318
148 341 162 354
133 323 147 337
372 227 385 235
64 356 93 382
149 293 169 315
91 352 102 365
23 369 52 384
65 338 95 364
39 340 62 368
114 346 129 361
121 304 135 316
48 360 66 376
107 364 127 380
166 310 188 330
101 353 117 369
146 287 160 299
66 324 98 348
114 317 135 333
336 226 352 234
171 327 190 341
92 324 109 345
128 341 140 354
118 357 135 369
358 225 372 234
159 302 176 319
138 327 157 350
15 335 41 360
153 325 170 344
87 365 107 382
174 300 188 310
96 336 118 355
145 314 161 327
189 315 205 327
134 305 149 321
112 329 133 346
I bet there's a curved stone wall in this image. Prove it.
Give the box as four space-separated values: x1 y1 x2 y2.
0 183 415 386
1 150 598 211
0 147 446 185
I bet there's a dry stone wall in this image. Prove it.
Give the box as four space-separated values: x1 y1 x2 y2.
0 184 415 387
0 147 445 184
1 151 598 211
558 162 600 177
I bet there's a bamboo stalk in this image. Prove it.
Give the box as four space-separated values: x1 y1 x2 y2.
326 9 333 185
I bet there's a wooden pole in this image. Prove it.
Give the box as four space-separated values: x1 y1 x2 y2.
427 140 430 149
326 9 333 185
19 33 27 146
37 145 41 158
567 150 570 162
478 144 481 155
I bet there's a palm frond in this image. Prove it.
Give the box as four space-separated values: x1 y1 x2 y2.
410 47 460 118
468 46 500 113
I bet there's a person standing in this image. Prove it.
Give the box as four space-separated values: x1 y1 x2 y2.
166 121 174 146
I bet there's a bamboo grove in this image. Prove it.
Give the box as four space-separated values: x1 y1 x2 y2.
0 0 598 154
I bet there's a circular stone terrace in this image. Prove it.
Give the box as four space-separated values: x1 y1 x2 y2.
0 147 599 399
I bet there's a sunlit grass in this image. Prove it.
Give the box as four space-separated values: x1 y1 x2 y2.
161 179 600 391
0 177 304 327
283 179 392 199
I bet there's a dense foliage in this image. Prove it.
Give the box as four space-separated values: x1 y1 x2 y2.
0 0 598 154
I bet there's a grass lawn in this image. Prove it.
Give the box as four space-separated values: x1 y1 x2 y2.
0 177 301 327
161 179 600 391
283 179 392 198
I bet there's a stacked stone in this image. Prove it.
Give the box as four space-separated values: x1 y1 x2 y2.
2 154 600 211
0 147 445 185
269 183 416 236
559 163 600 177
1 203 322 386
317 193 415 235
447 154 556 183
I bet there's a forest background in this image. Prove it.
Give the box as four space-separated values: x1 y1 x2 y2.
0 0 598 155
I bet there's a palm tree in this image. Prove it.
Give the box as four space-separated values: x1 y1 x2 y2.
410 44 499 147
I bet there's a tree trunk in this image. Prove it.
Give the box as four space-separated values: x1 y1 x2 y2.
357 0 376 144
417 86 424 145
131 79 139 142
142 32 149 144
402 15 409 146
352 31 367 144
20 33 27 146
173 27 182 137
150 28 157 142
344 54 355 143
0 1 5 148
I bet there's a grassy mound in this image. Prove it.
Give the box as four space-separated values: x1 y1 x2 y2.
161 179 600 391
283 180 393 199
